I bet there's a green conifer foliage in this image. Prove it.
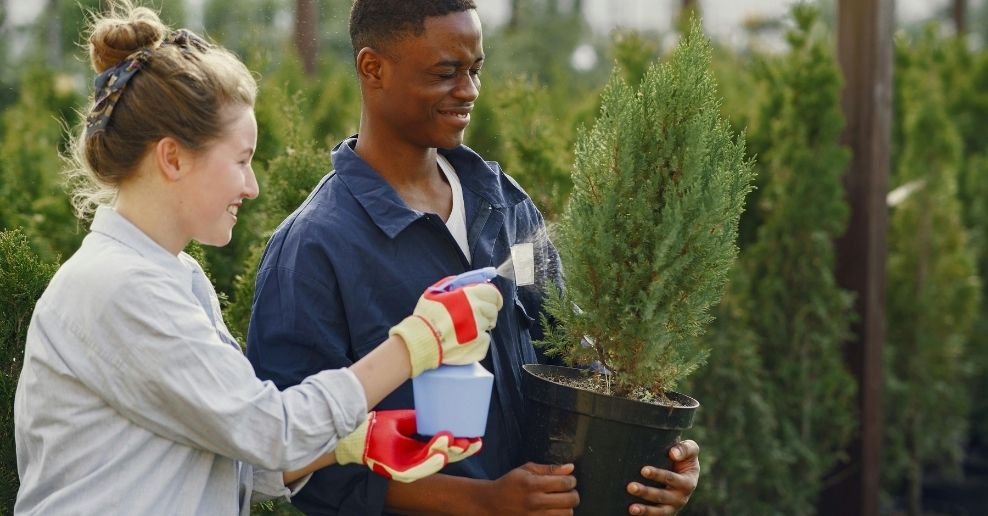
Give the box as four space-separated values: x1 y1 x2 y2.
466 76 573 220
884 33 980 514
540 20 754 396
686 8 856 513
610 30 661 87
740 6 858 512
223 92 332 343
933 35 988 457
0 66 83 261
684 271 788 516
0 229 59 513
960 153 988 452
307 61 362 151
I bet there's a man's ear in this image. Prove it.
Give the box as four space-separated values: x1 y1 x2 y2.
154 137 187 182
356 47 385 89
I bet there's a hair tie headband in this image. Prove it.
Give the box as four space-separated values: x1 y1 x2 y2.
84 29 213 138
85 47 152 137
164 28 212 53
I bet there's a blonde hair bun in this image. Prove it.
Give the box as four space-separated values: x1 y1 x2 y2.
88 6 166 73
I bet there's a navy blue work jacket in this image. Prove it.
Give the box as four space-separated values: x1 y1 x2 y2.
246 137 562 515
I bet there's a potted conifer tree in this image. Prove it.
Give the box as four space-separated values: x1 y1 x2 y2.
522 21 754 513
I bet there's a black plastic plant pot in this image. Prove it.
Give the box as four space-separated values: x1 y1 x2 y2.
521 364 699 515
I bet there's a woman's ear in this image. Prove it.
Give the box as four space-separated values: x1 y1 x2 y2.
154 137 187 182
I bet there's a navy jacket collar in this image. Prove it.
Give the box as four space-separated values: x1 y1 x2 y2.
330 136 529 239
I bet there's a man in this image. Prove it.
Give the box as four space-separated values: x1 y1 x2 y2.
247 1 700 514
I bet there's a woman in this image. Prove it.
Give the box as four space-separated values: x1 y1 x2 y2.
13 4 501 515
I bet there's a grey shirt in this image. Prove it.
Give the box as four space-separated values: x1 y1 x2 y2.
14 206 367 515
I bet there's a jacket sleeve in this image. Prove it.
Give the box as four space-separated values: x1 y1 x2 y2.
247 237 390 515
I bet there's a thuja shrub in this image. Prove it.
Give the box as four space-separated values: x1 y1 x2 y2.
0 66 83 262
960 152 988 453
741 5 857 513
683 271 787 516
540 19 754 397
934 36 988 458
883 32 981 515
0 229 59 513
610 29 662 87
466 75 574 220
686 6 856 514
223 93 332 344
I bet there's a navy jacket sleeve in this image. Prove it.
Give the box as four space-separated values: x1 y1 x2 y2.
246 234 390 515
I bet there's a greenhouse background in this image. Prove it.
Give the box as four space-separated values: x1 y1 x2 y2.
3 0 988 514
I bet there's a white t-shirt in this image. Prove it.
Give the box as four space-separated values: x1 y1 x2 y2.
438 154 471 263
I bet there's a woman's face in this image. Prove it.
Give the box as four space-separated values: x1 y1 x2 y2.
178 103 258 248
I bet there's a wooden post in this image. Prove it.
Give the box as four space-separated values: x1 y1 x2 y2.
954 0 967 35
508 0 522 30
822 1 892 515
294 0 319 76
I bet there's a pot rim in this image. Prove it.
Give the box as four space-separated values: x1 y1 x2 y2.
522 363 699 430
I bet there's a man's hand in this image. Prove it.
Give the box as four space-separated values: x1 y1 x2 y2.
626 440 700 515
483 462 580 515
390 280 503 377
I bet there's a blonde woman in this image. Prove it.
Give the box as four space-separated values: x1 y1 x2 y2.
13 4 501 515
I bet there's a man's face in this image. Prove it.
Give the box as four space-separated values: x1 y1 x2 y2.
378 9 484 150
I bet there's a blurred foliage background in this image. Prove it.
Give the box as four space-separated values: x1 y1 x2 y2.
3 0 988 514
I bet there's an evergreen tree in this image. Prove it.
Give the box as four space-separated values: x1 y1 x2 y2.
203 0 285 59
540 19 754 396
740 6 857 513
223 90 332 344
198 54 358 296
610 29 661 87
884 32 980 516
0 65 84 262
465 76 573 220
688 8 856 514
708 42 770 251
684 270 788 516
0 229 59 513
960 153 988 454
930 32 988 457
487 0 594 94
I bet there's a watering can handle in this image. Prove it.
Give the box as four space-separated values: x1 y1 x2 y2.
430 267 498 293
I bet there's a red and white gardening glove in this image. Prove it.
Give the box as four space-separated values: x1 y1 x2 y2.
389 279 503 377
335 410 483 483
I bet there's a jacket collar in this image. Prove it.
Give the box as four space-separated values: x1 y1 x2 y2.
89 205 199 283
330 136 529 239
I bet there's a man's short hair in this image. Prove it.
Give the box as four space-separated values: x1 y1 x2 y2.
349 0 477 60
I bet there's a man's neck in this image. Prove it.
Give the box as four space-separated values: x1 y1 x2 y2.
354 132 453 218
